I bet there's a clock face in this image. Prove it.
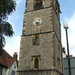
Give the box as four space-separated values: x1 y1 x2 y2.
33 18 42 25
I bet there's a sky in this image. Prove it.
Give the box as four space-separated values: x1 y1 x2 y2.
4 0 75 59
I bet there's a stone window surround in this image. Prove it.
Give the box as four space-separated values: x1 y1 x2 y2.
31 55 41 70
32 34 40 45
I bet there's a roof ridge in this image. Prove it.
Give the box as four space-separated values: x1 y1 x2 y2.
3 50 13 58
5 59 16 68
0 50 16 68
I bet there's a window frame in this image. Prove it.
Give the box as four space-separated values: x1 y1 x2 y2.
35 58 38 68
31 55 40 70
32 35 40 45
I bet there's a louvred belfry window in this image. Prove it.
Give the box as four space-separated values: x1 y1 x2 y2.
34 0 43 10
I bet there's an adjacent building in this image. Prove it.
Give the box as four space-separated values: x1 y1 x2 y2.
0 50 18 75
62 47 75 75
63 57 75 75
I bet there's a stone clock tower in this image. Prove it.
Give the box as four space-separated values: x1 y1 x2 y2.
17 0 63 75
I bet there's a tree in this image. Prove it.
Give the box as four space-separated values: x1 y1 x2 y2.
0 0 16 55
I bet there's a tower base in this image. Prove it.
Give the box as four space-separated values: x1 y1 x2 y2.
17 69 63 75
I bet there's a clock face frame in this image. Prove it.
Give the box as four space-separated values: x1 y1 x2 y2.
33 18 42 25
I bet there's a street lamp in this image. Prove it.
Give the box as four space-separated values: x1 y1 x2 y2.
63 23 71 75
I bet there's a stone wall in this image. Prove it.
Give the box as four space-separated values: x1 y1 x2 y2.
26 0 52 11
23 7 53 35
18 32 55 70
17 0 63 75
17 70 62 75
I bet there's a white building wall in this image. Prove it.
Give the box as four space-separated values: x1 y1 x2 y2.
8 60 17 75
2 60 17 75
63 53 66 58
2 68 9 75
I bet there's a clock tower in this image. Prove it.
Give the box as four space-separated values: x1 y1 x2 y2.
17 0 63 75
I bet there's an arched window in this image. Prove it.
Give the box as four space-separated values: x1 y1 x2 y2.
32 35 40 45
35 37 39 45
35 58 38 68
31 56 40 69
57 58 60 71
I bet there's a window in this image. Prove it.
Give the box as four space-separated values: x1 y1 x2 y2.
14 63 16 68
57 58 60 71
35 58 38 68
11 71 15 75
31 56 40 69
35 37 39 45
34 0 43 10
32 35 40 45
0 67 2 75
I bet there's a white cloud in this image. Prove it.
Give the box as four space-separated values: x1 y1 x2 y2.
61 11 75 57
7 0 26 33
16 0 22 6
4 36 21 60
16 0 26 6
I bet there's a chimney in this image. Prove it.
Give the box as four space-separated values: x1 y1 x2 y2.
62 47 66 53
13 52 18 60
69 55 73 57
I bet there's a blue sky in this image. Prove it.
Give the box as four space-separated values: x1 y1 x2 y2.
4 0 75 59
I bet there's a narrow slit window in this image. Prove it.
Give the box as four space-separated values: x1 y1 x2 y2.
35 58 38 68
31 56 40 69
57 58 60 71
35 37 39 45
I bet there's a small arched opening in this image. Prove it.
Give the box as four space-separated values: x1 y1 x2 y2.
35 58 38 68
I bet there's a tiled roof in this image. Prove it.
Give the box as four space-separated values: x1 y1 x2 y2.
0 50 16 68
